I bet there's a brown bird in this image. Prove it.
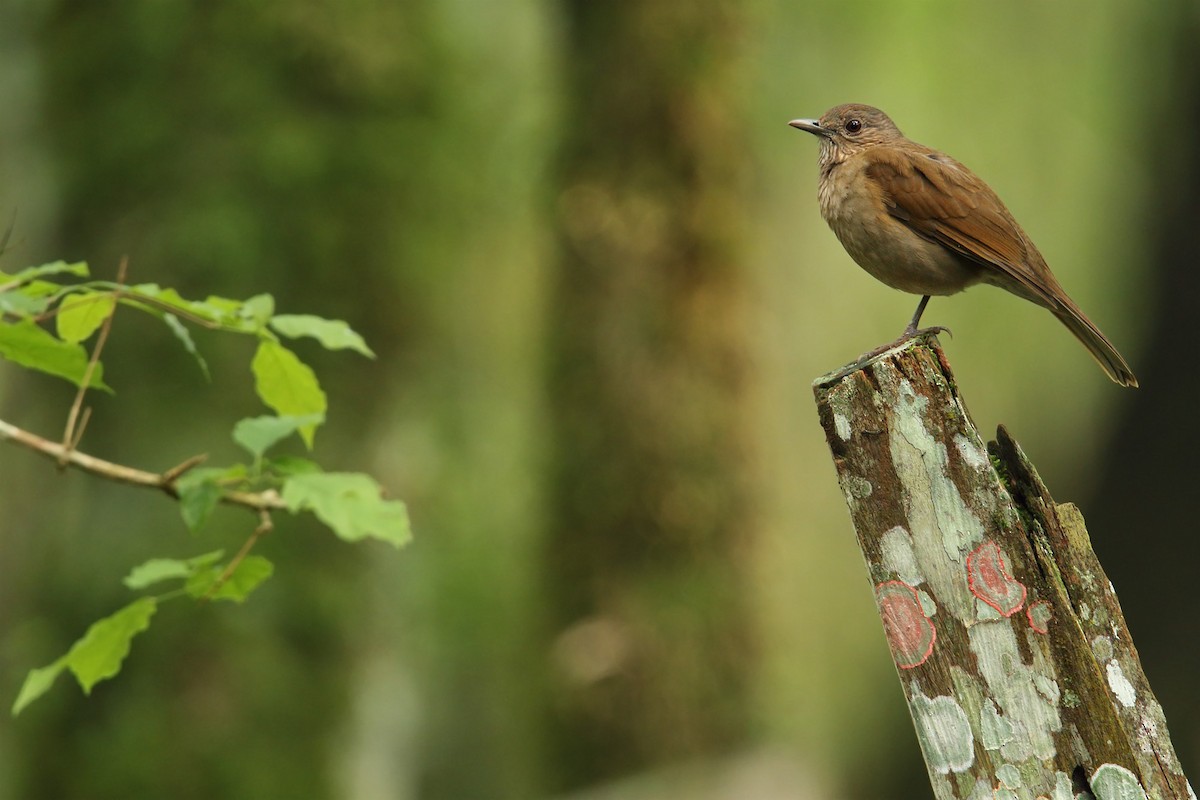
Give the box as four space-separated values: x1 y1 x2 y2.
790 103 1137 387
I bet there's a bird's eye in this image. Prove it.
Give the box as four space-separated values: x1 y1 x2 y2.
845 119 862 134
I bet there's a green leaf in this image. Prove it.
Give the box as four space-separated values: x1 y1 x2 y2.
56 292 116 343
196 556 274 603
122 559 190 589
239 294 275 329
0 290 51 317
251 340 326 448
233 414 325 459
265 455 323 477
12 657 68 716
210 556 273 602
283 472 411 547
0 319 110 391
175 468 230 533
122 550 224 590
122 285 256 333
0 260 89 284
162 313 210 380
270 315 375 358
185 556 274 603
65 597 157 694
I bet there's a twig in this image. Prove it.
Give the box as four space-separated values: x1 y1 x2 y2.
0 209 15 255
0 416 286 513
161 453 209 484
59 257 127 467
202 508 274 602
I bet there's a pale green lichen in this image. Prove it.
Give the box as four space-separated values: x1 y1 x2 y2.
918 589 938 618
910 688 975 775
996 763 1022 788
954 431 990 471
965 777 992 800
1105 660 1137 709
950 666 986 742
1034 673 1061 704
969 621 1061 761
887 378 985 623
976 599 1002 621
1090 763 1147 800
834 410 852 441
979 698 1014 751
1052 771 1074 800
880 525 924 586
840 474 873 506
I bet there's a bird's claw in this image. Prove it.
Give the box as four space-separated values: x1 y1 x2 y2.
901 324 952 341
822 325 953 384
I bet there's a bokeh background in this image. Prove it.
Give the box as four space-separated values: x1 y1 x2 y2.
1 2 1197 798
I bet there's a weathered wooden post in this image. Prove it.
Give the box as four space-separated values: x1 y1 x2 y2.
814 334 1192 800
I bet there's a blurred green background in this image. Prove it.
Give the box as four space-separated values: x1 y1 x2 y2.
1 1 1197 798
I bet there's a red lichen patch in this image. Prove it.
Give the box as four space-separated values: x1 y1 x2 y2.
1026 600 1052 634
967 540 1026 617
875 580 936 669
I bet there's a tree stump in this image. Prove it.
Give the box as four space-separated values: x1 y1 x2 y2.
813 334 1192 800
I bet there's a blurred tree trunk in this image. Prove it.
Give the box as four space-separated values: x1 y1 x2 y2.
1087 2 1200 777
544 1 760 789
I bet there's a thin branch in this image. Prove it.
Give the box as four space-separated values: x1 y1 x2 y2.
0 209 15 255
161 453 209 484
0 416 286 513
59 257 127 467
202 508 274 602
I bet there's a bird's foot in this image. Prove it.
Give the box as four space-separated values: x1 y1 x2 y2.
867 324 952 360
820 326 952 384
900 324 952 342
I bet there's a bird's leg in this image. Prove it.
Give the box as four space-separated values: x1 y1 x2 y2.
904 295 931 335
821 296 952 383
901 295 950 339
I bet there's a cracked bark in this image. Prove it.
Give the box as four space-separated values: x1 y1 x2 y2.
813 334 1191 800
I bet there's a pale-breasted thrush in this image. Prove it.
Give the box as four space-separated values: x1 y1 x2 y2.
791 103 1137 387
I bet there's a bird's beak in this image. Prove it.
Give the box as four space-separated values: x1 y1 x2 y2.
788 118 830 138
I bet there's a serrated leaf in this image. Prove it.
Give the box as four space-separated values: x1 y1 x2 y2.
270 315 375 358
66 597 157 694
56 292 116 343
175 468 229 533
283 472 411 547
0 319 111 391
162 313 210 380
12 657 68 716
251 340 326 448
233 414 325 459
122 550 224 590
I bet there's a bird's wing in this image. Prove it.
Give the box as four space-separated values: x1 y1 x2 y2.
866 147 1060 308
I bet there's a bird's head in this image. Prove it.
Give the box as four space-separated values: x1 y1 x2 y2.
789 104 903 167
